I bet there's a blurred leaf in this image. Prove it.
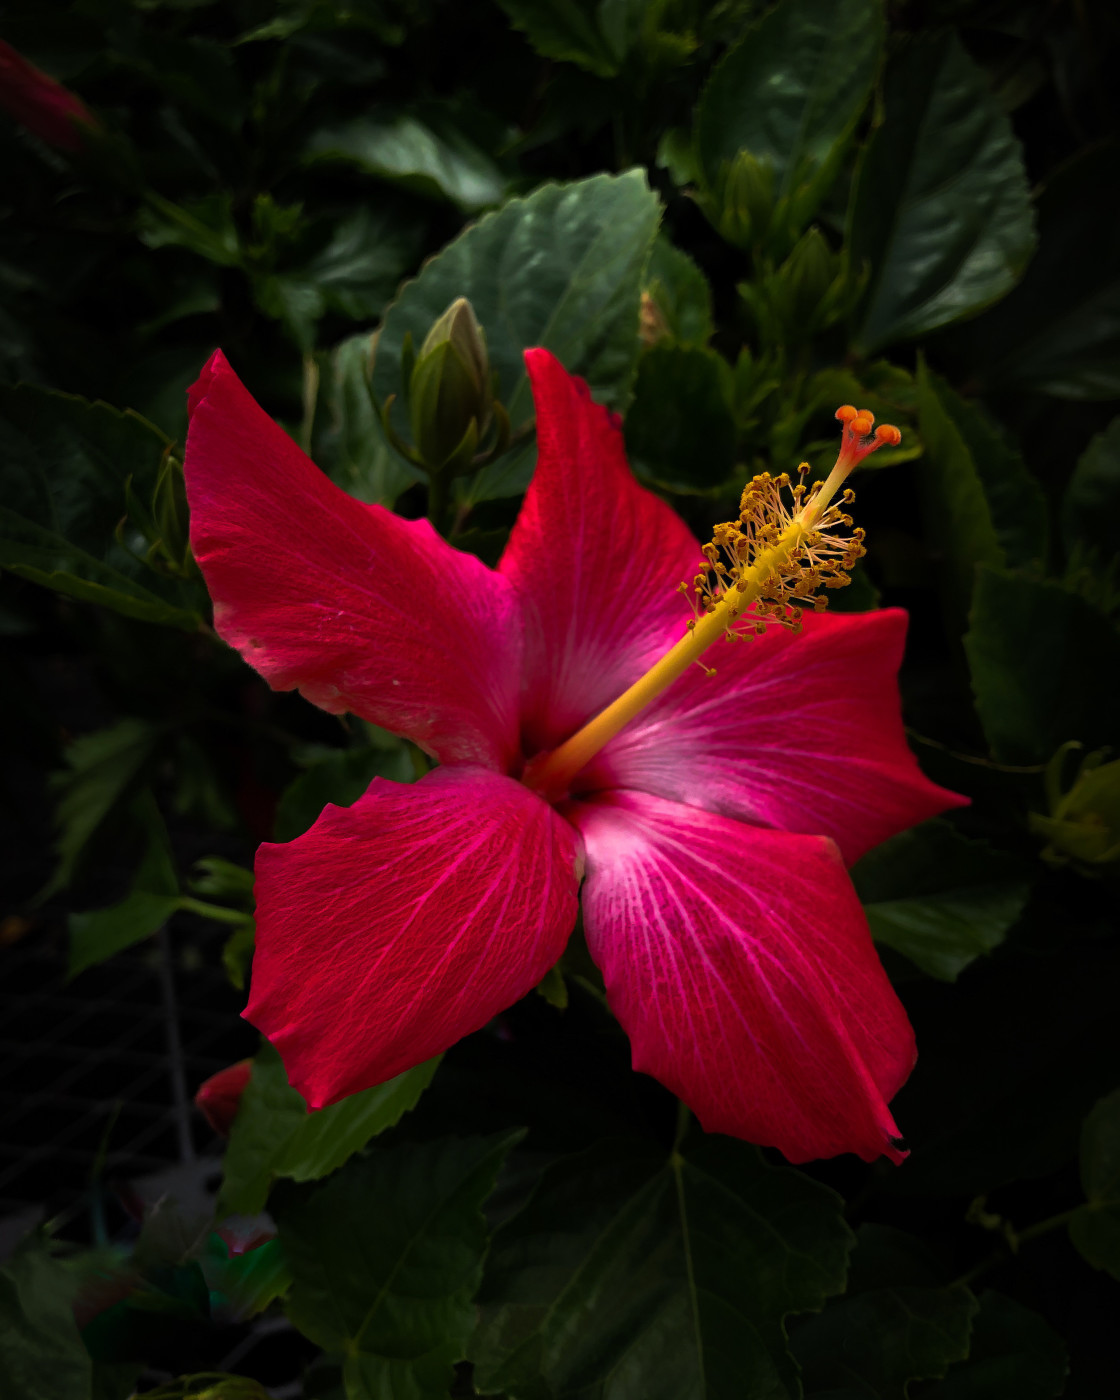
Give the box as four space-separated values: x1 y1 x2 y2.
306 113 507 210
924 1290 1067 1400
625 343 736 489
373 170 661 500
642 233 713 346
220 919 255 991
965 142 1120 399
695 0 882 249
91 1362 143 1400
202 1235 291 1321
190 855 254 905
853 819 1031 982
314 333 422 506
274 738 415 842
493 0 623 77
0 1244 90 1400
48 719 161 895
472 1131 853 1398
965 568 1120 764
138 194 241 267
791 1228 977 1398
280 1132 520 1400
1063 414 1120 561
1070 1088 1120 1282
219 1043 440 1217
256 206 424 351
0 384 201 629
850 33 1035 353
68 794 180 977
915 361 1047 616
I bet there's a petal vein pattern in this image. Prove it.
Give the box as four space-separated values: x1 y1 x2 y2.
568 790 916 1164
582 609 965 864
249 767 583 1108
499 348 701 756
185 351 522 770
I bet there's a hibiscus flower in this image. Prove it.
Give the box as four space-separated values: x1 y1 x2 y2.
184 346 962 1164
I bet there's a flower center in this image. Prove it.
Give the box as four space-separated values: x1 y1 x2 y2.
523 406 900 798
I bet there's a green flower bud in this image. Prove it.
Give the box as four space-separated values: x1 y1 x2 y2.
717 151 774 250
1031 749 1120 872
777 228 837 329
409 297 493 473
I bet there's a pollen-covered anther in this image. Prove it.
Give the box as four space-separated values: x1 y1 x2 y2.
689 467 866 638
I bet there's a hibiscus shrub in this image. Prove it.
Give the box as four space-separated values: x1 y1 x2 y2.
1 0 1118 1395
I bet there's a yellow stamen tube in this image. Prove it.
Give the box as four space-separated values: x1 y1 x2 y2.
523 406 899 798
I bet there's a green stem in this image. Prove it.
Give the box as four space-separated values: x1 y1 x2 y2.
427 468 453 535
178 896 251 926
953 1205 1080 1288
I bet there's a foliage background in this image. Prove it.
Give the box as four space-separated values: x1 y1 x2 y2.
1 0 1119 1394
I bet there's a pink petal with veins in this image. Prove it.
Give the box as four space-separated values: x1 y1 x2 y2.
185 350 522 770
568 788 915 1164
248 766 583 1107
500 348 701 756
582 607 965 864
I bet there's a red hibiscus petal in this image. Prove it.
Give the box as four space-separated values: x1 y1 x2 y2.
247 766 583 1108
185 350 522 771
567 789 916 1165
499 348 701 756
582 607 965 865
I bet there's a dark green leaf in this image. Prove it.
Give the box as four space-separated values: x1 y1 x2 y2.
1063 414 1120 561
492 0 623 77
964 142 1120 399
923 1290 1067 1400
643 234 714 347
472 1130 853 1398
695 0 882 248
372 171 661 500
203 1235 292 1321
852 820 1031 982
850 33 1035 353
915 362 1047 617
69 795 181 977
306 114 507 210
280 1132 520 1400
791 1228 976 1399
1070 1088 1120 1281
314 334 423 507
219 1042 440 1217
0 384 201 629
964 568 1120 763
0 1245 91 1400
273 736 415 842
48 720 162 894
625 344 737 489
256 207 424 351
138 194 242 268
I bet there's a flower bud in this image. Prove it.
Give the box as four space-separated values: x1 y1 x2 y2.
0 40 98 153
409 297 493 474
777 228 836 328
1031 752 1120 872
195 1059 253 1137
717 151 774 249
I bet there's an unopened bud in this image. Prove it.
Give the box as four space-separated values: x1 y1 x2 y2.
409 297 493 473
777 228 835 326
1031 752 1120 871
718 150 774 249
0 40 98 153
195 1059 253 1137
